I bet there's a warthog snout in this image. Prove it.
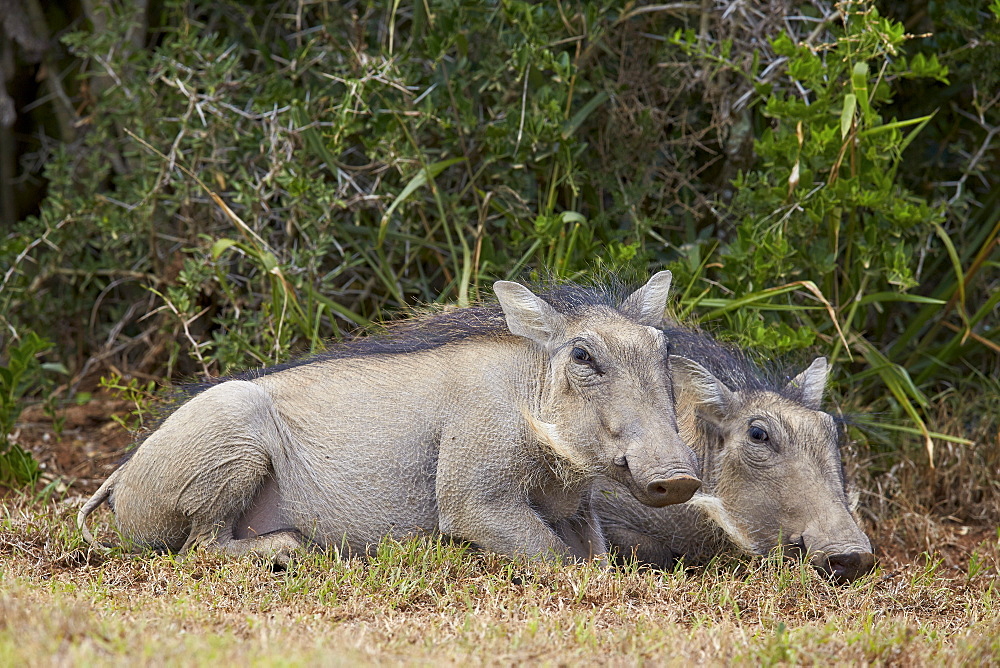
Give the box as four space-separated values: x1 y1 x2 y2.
786 533 877 584
614 451 701 508
813 551 877 585
645 474 701 507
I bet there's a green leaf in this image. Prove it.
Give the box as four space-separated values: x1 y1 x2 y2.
896 112 936 156
858 114 934 139
40 362 70 375
561 91 609 140
851 62 871 118
853 419 974 446
841 94 856 139
210 238 240 260
259 251 279 273
378 157 467 247
931 221 970 330
857 292 946 307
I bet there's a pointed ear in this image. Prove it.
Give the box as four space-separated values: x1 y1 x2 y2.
494 281 565 346
786 357 828 410
670 355 733 424
621 270 672 326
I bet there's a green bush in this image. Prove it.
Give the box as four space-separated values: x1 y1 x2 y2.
0 332 66 487
2 0 997 477
661 3 992 461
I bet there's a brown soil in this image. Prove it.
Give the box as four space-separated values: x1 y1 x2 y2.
6 395 998 576
8 395 133 494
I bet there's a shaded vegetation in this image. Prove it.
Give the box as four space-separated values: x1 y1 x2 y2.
0 4 998 662
1 2 997 535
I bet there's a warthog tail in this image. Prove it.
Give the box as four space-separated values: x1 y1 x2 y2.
77 466 122 548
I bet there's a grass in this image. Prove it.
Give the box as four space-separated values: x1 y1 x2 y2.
1 498 998 666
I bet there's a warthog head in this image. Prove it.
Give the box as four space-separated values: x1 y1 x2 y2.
494 272 701 507
673 356 876 584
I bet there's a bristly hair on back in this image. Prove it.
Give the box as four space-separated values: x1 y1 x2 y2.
235 274 650 380
661 321 823 404
662 320 851 446
125 274 661 452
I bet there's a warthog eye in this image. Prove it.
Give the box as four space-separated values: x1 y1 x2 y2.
748 425 769 444
571 347 591 363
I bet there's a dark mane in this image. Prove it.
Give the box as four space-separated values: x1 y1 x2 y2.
662 322 850 450
661 322 812 403
127 277 651 453
234 277 641 380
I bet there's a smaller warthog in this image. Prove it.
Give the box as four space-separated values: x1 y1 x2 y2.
595 327 876 584
79 272 701 564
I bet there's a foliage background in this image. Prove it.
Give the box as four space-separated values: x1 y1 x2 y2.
1 1 998 525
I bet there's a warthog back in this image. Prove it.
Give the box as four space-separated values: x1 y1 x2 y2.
79 273 700 564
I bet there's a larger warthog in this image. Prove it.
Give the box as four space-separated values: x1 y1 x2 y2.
595 326 876 584
79 272 701 564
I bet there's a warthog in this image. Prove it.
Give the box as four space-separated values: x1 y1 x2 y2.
79 272 702 564
595 326 876 584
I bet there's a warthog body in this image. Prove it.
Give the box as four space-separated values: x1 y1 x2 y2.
80 273 702 563
595 326 876 583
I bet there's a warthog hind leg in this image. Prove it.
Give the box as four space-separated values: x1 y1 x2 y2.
180 508 308 567
215 530 306 568
182 520 307 567
181 470 306 567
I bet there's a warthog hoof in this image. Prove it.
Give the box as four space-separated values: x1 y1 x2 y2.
213 529 307 569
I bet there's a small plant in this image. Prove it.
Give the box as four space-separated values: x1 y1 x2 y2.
967 549 984 583
0 331 65 487
98 373 160 434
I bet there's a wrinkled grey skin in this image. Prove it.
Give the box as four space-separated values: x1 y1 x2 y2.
595 328 875 584
79 272 701 565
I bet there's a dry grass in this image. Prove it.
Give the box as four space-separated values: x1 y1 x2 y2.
4 390 999 665
1 497 998 666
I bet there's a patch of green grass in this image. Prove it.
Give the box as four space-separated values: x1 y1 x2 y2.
1 497 998 665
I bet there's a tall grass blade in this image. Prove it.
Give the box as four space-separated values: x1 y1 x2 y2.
378 157 467 247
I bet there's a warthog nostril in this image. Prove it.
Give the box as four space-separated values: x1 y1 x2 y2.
645 474 701 507
816 551 877 584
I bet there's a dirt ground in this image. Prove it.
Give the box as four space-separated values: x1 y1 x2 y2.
6 394 998 576
10 396 133 494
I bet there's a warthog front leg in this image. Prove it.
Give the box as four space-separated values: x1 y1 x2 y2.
551 491 609 566
436 426 575 561
603 523 676 569
438 498 572 561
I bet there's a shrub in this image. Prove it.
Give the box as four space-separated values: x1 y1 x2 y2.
1 0 997 480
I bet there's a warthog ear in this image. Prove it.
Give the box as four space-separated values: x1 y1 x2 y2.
786 357 829 410
620 270 672 326
670 355 732 423
494 280 565 346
